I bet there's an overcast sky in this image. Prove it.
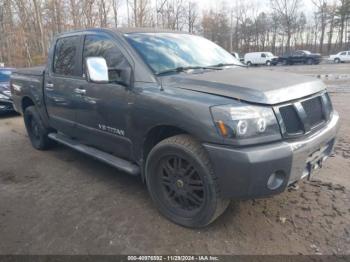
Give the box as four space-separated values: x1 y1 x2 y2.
116 0 316 25
198 0 314 11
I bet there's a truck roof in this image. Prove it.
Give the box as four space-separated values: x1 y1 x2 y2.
55 27 186 38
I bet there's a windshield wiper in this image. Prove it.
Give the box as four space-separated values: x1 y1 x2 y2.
156 66 221 76
209 63 247 68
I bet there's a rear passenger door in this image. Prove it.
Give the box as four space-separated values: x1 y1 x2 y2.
346 52 350 62
339 52 347 61
291 51 304 63
74 34 133 159
45 35 83 136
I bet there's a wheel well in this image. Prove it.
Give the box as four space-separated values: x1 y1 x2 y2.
22 97 35 113
143 125 188 161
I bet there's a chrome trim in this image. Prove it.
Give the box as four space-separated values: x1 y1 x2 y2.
287 111 339 183
273 91 331 139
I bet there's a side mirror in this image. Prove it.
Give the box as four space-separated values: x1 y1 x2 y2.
86 57 109 83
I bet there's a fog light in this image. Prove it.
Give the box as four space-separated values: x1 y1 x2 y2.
267 171 285 190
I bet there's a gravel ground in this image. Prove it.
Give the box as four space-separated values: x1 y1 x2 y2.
0 63 349 255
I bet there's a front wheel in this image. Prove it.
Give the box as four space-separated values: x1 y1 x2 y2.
145 135 230 228
306 58 314 65
266 61 271 66
24 106 54 150
334 58 341 64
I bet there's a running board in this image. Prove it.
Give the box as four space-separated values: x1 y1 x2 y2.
48 133 140 176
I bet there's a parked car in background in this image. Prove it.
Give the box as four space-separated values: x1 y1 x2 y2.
279 50 321 65
231 52 244 63
244 52 279 66
329 51 350 63
0 67 15 112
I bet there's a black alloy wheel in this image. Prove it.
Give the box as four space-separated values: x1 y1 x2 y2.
24 106 54 150
146 135 230 228
158 155 205 214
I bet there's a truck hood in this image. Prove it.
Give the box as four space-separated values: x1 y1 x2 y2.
161 68 326 105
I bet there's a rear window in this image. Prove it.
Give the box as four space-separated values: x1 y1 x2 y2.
0 70 11 82
53 36 81 76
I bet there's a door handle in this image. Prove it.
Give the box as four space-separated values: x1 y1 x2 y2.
74 88 86 95
46 83 54 88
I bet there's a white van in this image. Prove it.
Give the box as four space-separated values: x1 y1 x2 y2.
244 52 279 66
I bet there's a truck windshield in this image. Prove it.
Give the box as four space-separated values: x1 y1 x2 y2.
0 70 11 82
124 33 240 75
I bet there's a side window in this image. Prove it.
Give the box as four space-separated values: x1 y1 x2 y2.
340 52 346 56
53 36 81 76
83 35 130 83
261 53 266 58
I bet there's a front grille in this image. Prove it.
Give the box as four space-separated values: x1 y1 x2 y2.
275 93 333 138
302 96 325 127
279 105 303 134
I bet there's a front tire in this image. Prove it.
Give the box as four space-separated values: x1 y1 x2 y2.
145 135 229 228
306 58 314 65
334 58 341 64
266 61 271 66
24 106 54 150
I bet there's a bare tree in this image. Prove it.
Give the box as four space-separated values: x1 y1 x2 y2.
112 0 121 27
270 0 301 52
335 0 350 49
312 0 329 53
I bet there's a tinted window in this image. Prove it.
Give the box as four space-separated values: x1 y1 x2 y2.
83 35 130 83
261 53 266 58
53 36 80 76
125 33 240 74
0 70 11 82
340 52 346 55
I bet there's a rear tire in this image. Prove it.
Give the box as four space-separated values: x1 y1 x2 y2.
246 61 252 67
24 106 54 150
145 134 230 228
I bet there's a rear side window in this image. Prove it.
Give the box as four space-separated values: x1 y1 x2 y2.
0 70 11 82
53 36 81 76
340 52 346 55
83 35 130 83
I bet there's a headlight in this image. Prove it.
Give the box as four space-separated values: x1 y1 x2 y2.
3 90 11 96
211 103 281 145
0 93 9 100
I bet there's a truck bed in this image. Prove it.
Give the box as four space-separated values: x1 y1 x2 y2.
10 66 45 114
14 66 45 76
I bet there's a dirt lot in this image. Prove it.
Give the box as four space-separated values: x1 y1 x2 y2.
0 63 350 255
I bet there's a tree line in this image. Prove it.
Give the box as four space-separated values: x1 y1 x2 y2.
0 0 349 67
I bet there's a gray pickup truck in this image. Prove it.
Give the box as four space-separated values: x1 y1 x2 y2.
10 28 339 227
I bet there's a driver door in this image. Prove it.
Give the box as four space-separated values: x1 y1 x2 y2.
74 34 133 159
